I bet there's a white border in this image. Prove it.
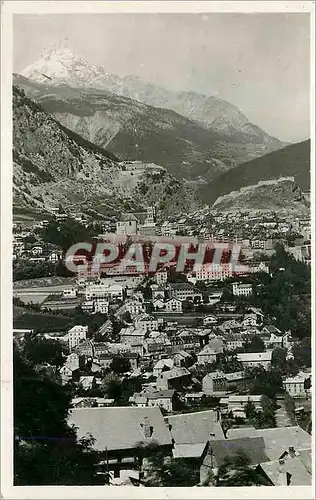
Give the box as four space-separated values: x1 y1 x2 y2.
1 1 315 499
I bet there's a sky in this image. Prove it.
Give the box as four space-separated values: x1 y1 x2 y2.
13 13 310 142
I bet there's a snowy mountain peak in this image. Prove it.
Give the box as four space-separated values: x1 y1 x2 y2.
18 46 283 144
20 44 119 87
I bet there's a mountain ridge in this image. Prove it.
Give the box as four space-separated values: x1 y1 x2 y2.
13 85 202 218
13 73 284 183
199 139 310 206
19 45 284 149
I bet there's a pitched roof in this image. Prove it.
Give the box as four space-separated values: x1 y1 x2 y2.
159 367 191 380
208 437 269 467
166 410 224 449
146 390 175 400
259 457 311 485
198 345 217 356
68 407 172 452
237 351 272 362
227 426 311 461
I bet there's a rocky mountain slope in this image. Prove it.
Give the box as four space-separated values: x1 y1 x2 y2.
199 140 310 206
13 86 202 218
211 178 309 215
13 74 282 184
19 45 284 154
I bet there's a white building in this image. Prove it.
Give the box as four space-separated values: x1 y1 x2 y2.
197 345 217 365
85 283 125 301
165 298 183 313
284 372 311 397
237 351 272 370
155 270 168 285
94 300 109 315
68 325 88 349
232 283 253 297
195 263 233 281
116 213 138 235
63 288 78 299
134 313 159 332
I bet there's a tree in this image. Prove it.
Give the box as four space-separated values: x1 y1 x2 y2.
215 450 268 486
14 346 105 485
248 367 283 399
244 400 257 420
101 373 123 400
244 335 265 353
271 347 287 370
144 452 200 487
109 355 131 374
292 338 311 368
22 335 67 367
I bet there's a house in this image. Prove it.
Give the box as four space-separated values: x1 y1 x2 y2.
219 395 263 417
202 372 227 395
226 426 311 462
261 325 282 336
124 297 145 316
116 213 138 235
98 353 114 369
284 373 311 397
257 456 312 486
225 334 246 351
125 352 139 371
79 376 96 391
156 367 192 391
246 307 264 325
85 283 126 301
31 245 43 256
173 350 194 368
73 339 95 357
232 283 253 297
166 282 202 302
63 288 78 299
151 286 166 301
94 300 109 315
184 392 204 406
68 325 88 350
166 410 224 459
146 390 176 412
165 298 183 313
153 358 174 378
81 300 95 313
200 436 269 484
197 345 217 365
242 313 258 327
237 351 272 370
224 371 249 390
203 315 218 326
59 364 74 384
155 270 168 285
153 298 165 311
120 326 147 345
134 313 159 332
68 407 173 479
65 352 80 372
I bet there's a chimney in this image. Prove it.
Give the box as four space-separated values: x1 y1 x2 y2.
141 417 153 438
288 446 296 458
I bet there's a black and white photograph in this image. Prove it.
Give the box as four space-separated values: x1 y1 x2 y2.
1 1 314 497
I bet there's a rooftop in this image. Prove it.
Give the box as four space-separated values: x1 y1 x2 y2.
166 410 224 452
68 407 172 452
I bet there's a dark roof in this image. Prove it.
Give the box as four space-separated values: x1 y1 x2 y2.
208 437 269 467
